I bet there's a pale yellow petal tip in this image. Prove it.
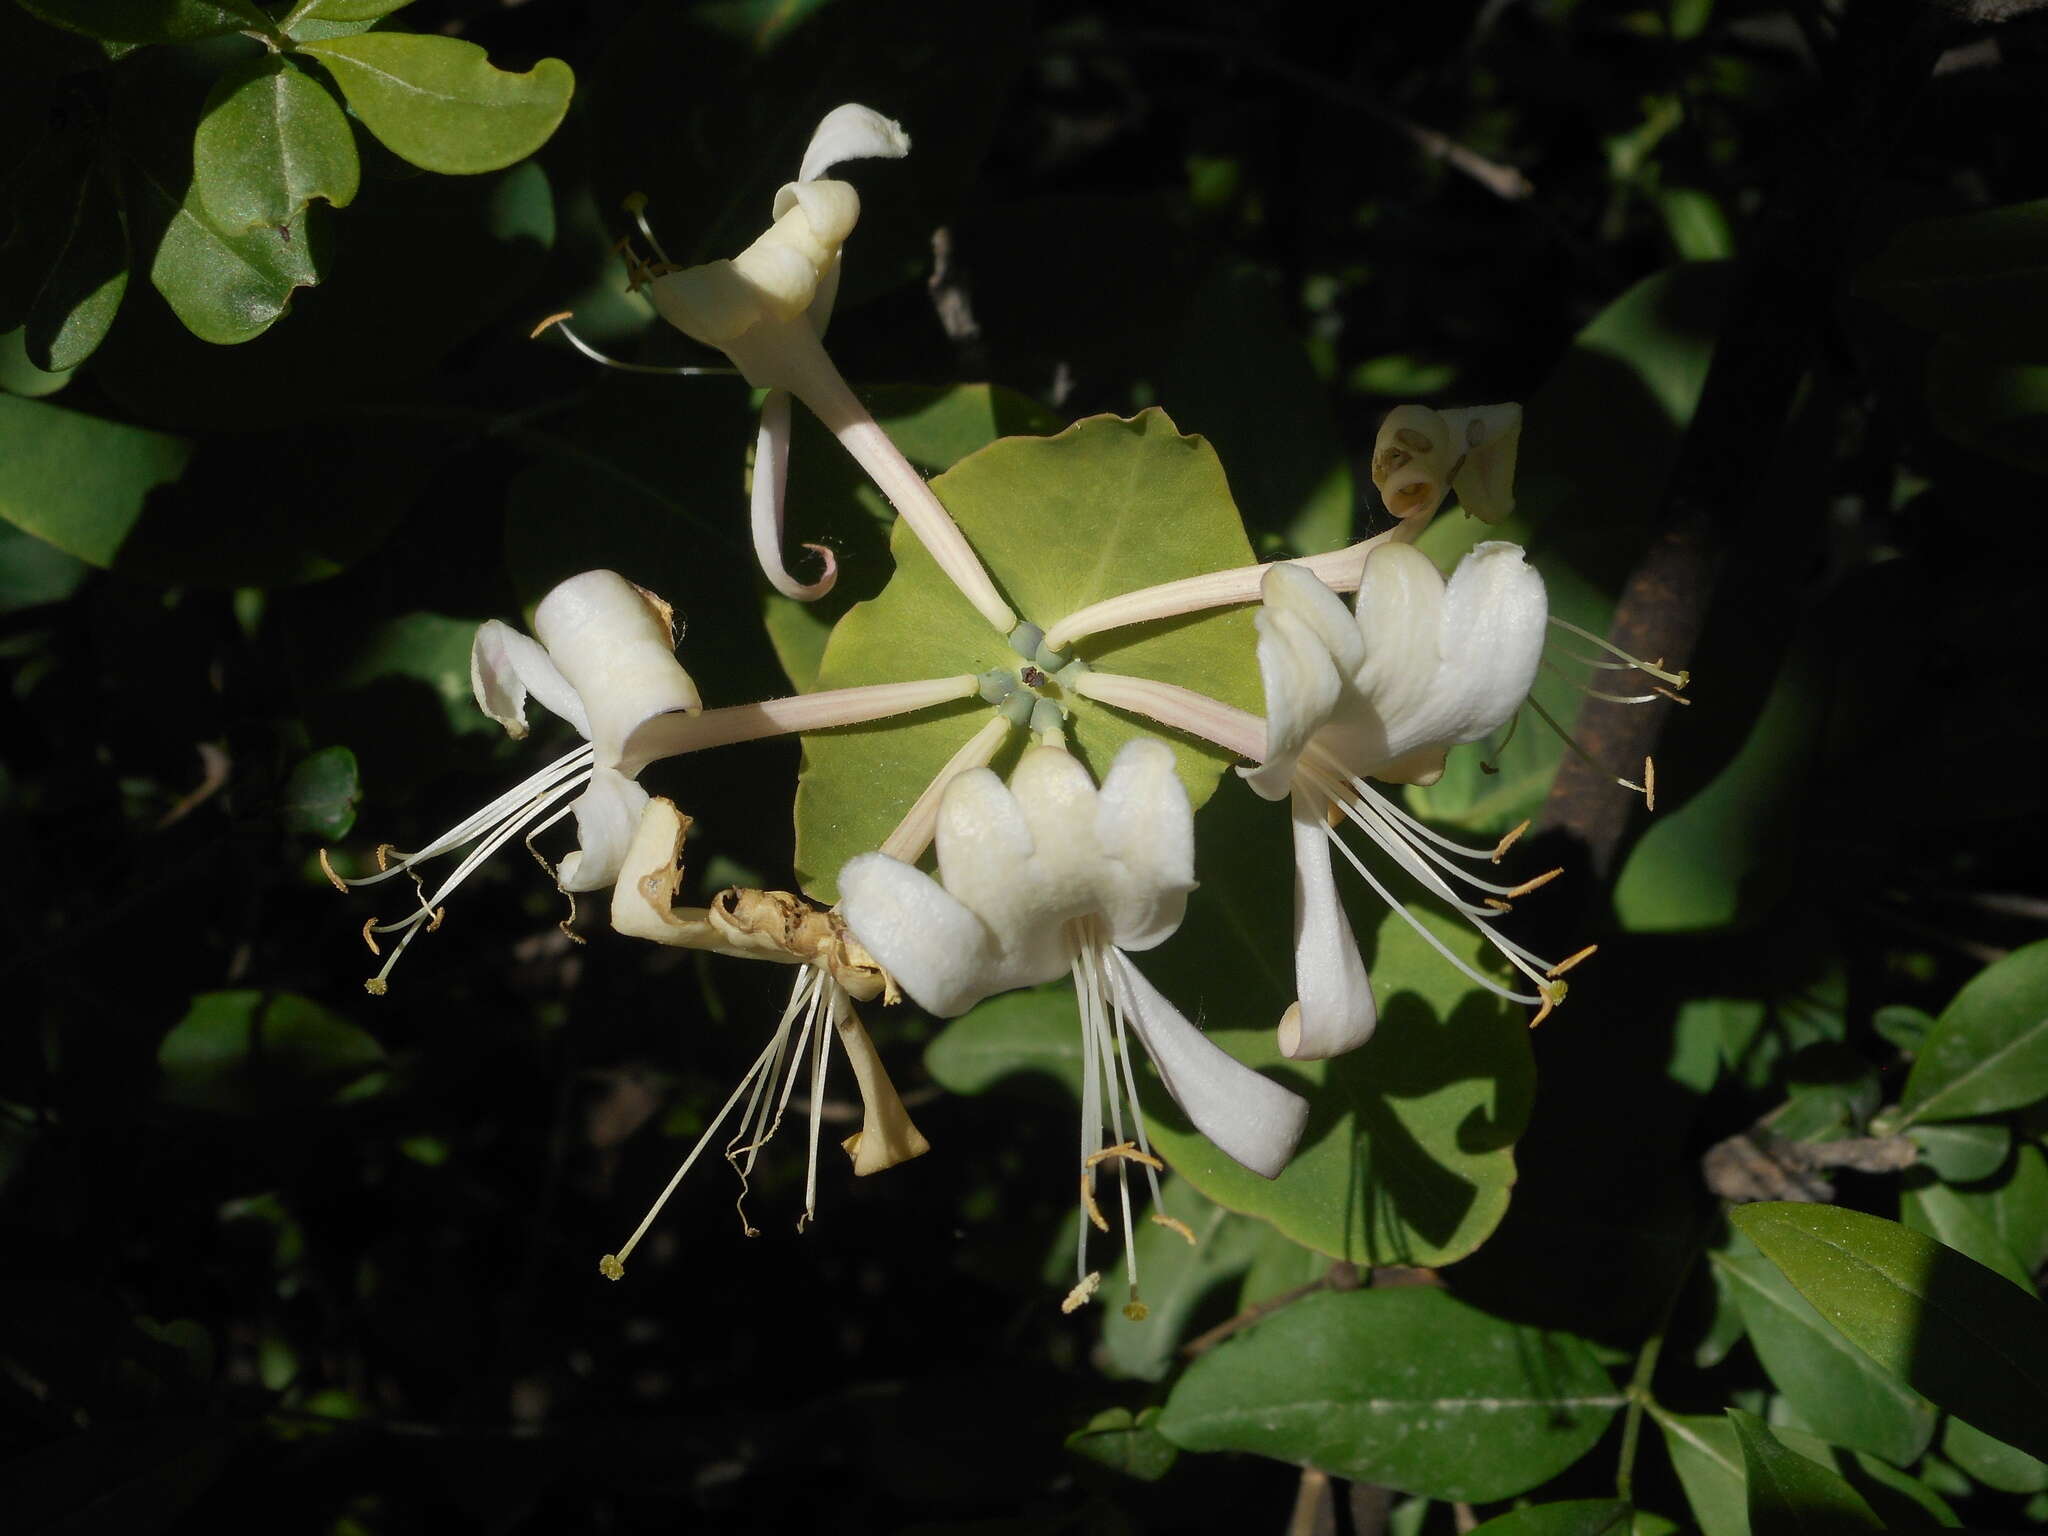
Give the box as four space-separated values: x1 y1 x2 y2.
598 1254 625 1281
1061 1272 1101 1314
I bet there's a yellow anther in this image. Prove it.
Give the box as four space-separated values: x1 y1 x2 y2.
529 310 574 341
363 977 387 997
1122 1300 1151 1322
598 1254 625 1281
1483 897 1513 913
426 906 445 934
1547 944 1597 980
1530 981 1565 1028
1081 1174 1109 1233
1644 756 1657 812
373 843 398 873
1084 1141 1165 1172
360 917 381 956
317 848 348 893
1061 1272 1100 1314
1503 866 1562 900
1150 1213 1198 1246
1655 686 1691 706
1491 819 1531 863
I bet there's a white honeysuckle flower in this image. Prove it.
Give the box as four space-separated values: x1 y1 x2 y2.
326 569 700 993
1242 542 1583 1055
838 738 1309 1318
597 797 928 1280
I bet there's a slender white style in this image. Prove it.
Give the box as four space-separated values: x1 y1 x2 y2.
643 104 1016 633
1244 543 1571 1055
838 739 1309 1316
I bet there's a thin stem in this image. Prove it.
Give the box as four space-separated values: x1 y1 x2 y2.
1042 518 1430 652
1069 670 1266 762
626 675 978 767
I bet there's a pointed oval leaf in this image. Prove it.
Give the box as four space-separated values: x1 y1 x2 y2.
158 989 385 1114
1064 1407 1178 1483
794 409 1260 902
137 143 320 346
1907 1121 2011 1183
294 0 416 19
0 393 189 565
1155 1288 1620 1501
1726 1411 1883 1536
282 745 360 840
1901 939 2048 1126
300 34 573 175
1901 1172 2035 1290
1732 1202 2048 1460
1943 1415 2048 1495
1713 1237 1936 1464
19 0 268 43
194 56 359 233
7 155 130 372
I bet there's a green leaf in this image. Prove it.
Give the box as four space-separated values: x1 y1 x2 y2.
1711 1235 1936 1464
1663 1411 1958 1536
1155 1288 1620 1501
0 393 189 565
1098 1175 1272 1382
1063 1406 1178 1483
194 56 359 234
1468 1501 1632 1536
1857 199 2048 355
17 0 269 44
0 521 86 611
1987 1140 2048 1275
1901 1171 2034 1290
1732 1202 2048 1459
794 409 1261 902
11 159 129 373
1727 1411 1882 1536
1907 1121 2011 1184
158 990 385 1114
0 325 75 397
924 983 1083 1098
140 164 319 345
1943 1414 2048 1494
1901 939 2048 1125
282 745 360 840
300 34 573 176
292 0 416 20
1925 336 2048 476
1872 1003 1934 1054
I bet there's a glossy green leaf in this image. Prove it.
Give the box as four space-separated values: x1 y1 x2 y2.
1712 1235 1936 1464
794 409 1261 902
1901 939 2048 1125
1987 1140 2048 1275
1872 1003 1934 1054
158 990 385 1114
0 521 86 611
1901 1172 2034 1290
1857 199 2048 355
1156 1288 1620 1501
0 393 189 565
1732 1202 2048 1458
1943 1414 2048 1494
1468 1501 1632 1536
12 160 128 372
1064 1407 1177 1482
1098 1175 1271 1382
924 983 1083 1098
0 326 75 397
1727 1411 1882 1536
140 163 319 345
282 745 360 840
194 56 358 233
291 0 415 20
1908 1121 2012 1184
18 0 268 43
300 34 573 176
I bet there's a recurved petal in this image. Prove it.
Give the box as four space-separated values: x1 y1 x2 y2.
749 389 836 601
1106 951 1308 1180
470 618 590 741
1283 789 1377 1059
1440 403 1521 524
534 570 702 774
1431 541 1547 738
795 103 911 187
1094 737 1195 952
839 852 1003 1017
1240 564 1359 801
833 1004 931 1175
557 767 649 893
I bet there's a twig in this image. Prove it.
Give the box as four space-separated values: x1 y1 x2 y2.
1181 1261 1361 1357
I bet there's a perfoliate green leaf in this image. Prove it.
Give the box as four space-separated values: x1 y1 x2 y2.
1712 1235 1936 1464
158 990 385 1114
1467 1502 1633 1536
1063 1407 1177 1483
300 34 573 176
794 409 1260 902
194 56 359 234
0 393 189 565
1733 1202 2048 1459
1901 939 2048 1125
282 746 361 840
1156 1288 1620 1501
1727 1411 1882 1536
18 0 269 44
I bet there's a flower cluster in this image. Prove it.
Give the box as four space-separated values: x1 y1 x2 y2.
329 106 1684 1315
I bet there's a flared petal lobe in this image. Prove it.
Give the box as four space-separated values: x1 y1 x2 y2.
1243 561 1367 801
471 620 590 741
1093 738 1195 951
1284 788 1377 1059
532 569 702 775
794 103 911 186
838 851 1002 1018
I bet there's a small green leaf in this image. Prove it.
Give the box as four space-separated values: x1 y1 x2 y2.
17 0 269 44
1908 1121 2012 1184
292 0 416 20
1727 1411 1882 1536
300 34 573 175
1712 1236 1936 1464
1872 1003 1934 1054
282 745 360 840
140 162 319 345
1901 939 2048 1126
1901 1171 2034 1290
13 161 129 372
1156 1288 1620 1501
193 56 359 233
1468 1501 1633 1536
1098 1175 1271 1382
1733 1202 2048 1459
158 990 385 1115
1063 1406 1178 1482
0 521 87 611
1943 1414 2048 1494
794 409 1261 902
0 393 189 565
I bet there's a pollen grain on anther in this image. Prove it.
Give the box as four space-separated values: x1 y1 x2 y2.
1150 1212 1198 1246
1491 819 1531 863
1547 944 1597 980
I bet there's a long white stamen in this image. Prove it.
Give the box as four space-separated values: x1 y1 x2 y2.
1042 518 1435 652
1317 776 1537 908
1525 696 1650 798
1541 658 1685 706
337 745 595 888
532 313 734 376
1068 670 1265 762
1073 935 1105 1289
801 982 839 1229
1335 765 1510 863
1546 615 1689 688
621 192 674 267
